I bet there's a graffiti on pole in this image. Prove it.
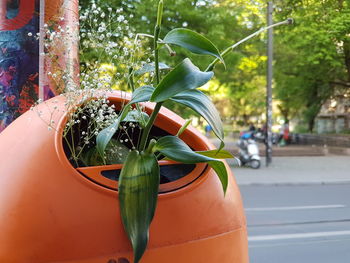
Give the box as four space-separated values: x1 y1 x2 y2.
0 0 79 132
0 0 41 132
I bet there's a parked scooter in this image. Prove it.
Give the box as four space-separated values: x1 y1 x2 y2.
237 131 261 169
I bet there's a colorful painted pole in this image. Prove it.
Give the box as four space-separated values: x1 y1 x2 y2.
0 0 79 132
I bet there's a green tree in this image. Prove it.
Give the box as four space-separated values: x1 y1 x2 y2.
79 0 270 125
274 0 350 131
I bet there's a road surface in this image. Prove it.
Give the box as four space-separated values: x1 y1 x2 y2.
240 184 350 263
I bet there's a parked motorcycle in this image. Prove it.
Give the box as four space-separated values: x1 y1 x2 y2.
237 131 261 169
254 130 278 145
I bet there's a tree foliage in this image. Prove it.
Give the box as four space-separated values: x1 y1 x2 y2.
79 0 350 132
274 0 350 131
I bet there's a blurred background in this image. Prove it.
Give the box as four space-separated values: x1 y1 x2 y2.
79 0 350 136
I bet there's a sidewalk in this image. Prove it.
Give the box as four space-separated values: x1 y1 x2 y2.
207 137 350 186
229 156 350 186
209 137 350 157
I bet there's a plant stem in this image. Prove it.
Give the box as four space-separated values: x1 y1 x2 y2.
128 67 135 91
139 0 164 151
205 18 293 72
138 102 163 151
154 26 161 85
154 0 163 84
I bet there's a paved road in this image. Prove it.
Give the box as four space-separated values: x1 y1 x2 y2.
240 184 350 263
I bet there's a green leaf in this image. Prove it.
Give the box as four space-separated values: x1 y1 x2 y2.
81 140 129 166
123 110 150 128
129 85 155 104
96 107 130 157
119 151 160 263
196 149 234 159
134 62 171 76
154 136 228 193
176 119 191 137
171 89 224 145
163 28 225 65
105 140 130 164
80 147 103 166
151 58 213 103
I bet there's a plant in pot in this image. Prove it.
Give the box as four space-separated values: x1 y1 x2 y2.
58 2 292 262
65 2 231 261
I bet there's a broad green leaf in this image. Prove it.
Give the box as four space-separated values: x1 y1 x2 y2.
163 28 224 65
106 140 129 164
96 106 130 157
129 85 155 105
154 136 228 193
81 140 129 166
171 89 224 145
119 151 160 263
123 110 150 128
134 62 171 76
196 149 234 159
151 58 213 103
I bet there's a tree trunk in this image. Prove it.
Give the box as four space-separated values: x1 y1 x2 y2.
242 114 249 126
308 118 315 133
343 40 350 82
278 105 290 124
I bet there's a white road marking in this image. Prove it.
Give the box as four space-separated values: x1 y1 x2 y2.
249 230 350 242
245 204 346 212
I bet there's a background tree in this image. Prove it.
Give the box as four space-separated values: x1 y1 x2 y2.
78 0 268 127
274 0 350 132
79 0 350 133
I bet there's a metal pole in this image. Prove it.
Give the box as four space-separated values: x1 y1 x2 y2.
266 2 273 166
39 0 46 101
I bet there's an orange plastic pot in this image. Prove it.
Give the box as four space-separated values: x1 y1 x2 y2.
0 91 249 263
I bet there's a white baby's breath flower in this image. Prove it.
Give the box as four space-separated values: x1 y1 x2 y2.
117 15 125 22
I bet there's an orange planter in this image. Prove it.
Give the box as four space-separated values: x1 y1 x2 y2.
0 91 249 263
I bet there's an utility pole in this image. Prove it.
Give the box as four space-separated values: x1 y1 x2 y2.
266 1 273 166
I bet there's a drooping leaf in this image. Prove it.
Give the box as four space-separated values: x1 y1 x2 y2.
134 62 171 76
171 89 224 145
106 140 130 164
123 110 150 128
151 58 213 103
129 85 155 105
81 139 129 166
96 106 130 157
163 28 225 65
196 149 234 159
154 136 228 194
119 151 160 263
206 160 227 186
